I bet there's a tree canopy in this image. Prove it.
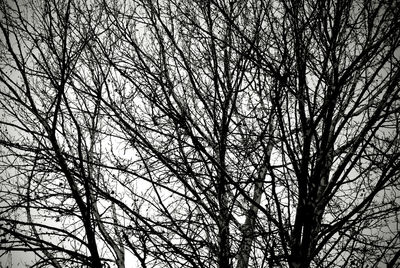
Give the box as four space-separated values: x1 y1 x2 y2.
1 0 400 267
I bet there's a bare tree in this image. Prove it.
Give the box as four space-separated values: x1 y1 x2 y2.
0 0 124 267
1 0 400 268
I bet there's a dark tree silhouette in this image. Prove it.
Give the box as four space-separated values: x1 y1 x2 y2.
1 0 400 267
